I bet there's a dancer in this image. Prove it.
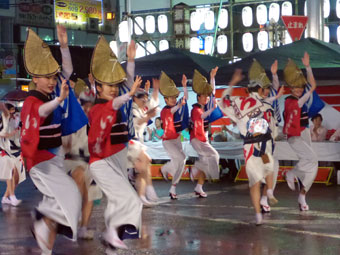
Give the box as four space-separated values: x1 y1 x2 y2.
159 72 188 199
21 25 87 254
248 59 284 214
0 103 23 206
63 91 102 240
283 52 318 211
131 79 159 205
88 36 143 251
189 68 220 198
219 69 279 225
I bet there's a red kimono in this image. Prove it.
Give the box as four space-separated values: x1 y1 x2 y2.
190 104 207 142
21 96 56 171
88 100 126 164
161 106 179 140
283 96 303 137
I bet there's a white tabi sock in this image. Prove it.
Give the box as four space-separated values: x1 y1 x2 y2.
195 184 204 193
260 196 268 206
298 193 307 206
169 185 176 194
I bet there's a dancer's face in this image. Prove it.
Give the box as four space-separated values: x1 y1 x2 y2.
291 87 304 98
198 94 210 106
312 116 322 128
164 96 177 107
33 75 58 96
97 83 119 101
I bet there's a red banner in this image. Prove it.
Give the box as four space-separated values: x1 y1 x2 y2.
282 15 308 41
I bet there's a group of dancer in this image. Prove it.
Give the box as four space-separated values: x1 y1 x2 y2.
0 24 323 254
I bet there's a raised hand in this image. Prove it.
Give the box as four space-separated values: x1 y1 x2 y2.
181 96 186 106
271 60 278 75
152 78 160 91
145 80 151 93
302 52 310 67
210 66 219 79
127 40 137 61
57 24 68 48
129 75 142 96
230 69 243 86
58 78 69 102
182 74 187 88
276 86 285 99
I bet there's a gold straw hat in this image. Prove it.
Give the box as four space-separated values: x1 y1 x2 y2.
159 71 179 97
90 36 126 85
74 78 88 98
248 59 271 89
192 69 212 95
283 59 307 88
24 28 60 77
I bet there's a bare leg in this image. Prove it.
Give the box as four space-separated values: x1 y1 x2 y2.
197 170 206 185
43 217 57 250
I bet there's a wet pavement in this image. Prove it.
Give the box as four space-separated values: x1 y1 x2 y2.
1 176 340 255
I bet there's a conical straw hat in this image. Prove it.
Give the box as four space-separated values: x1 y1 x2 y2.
24 28 59 77
192 69 212 95
159 71 179 97
283 59 307 88
91 36 126 85
74 78 88 98
248 59 271 89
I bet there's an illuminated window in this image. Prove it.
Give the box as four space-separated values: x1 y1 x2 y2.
337 0 340 18
218 8 228 29
242 32 253 52
136 42 146 58
256 4 267 25
282 1 293 16
158 15 168 34
324 26 330 42
217 35 227 54
159 40 169 51
109 41 118 56
205 36 214 55
284 30 293 44
204 10 215 30
337 26 340 44
242 6 253 27
145 15 155 34
190 37 200 53
146 41 156 55
119 21 129 42
134 16 144 35
257 31 268 51
324 0 330 18
269 3 280 23
190 12 200 31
